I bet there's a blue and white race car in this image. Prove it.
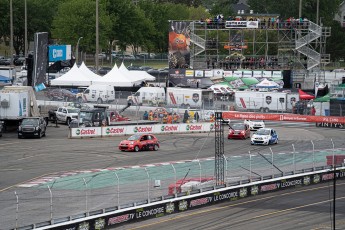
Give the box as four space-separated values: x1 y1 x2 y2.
250 128 278 145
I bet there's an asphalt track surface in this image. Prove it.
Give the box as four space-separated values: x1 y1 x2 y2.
0 123 344 229
121 182 345 230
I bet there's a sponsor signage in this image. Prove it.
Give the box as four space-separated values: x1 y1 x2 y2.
263 71 272 78
156 125 180 133
213 69 223 78
48 45 72 62
185 70 194 77
204 70 213 77
253 71 263 78
316 122 345 129
272 71 282 78
223 71 233 77
102 126 126 136
130 125 154 134
233 71 242 77
242 70 252 77
225 21 259 28
169 69 186 78
222 112 345 124
195 70 204 77
179 124 204 133
71 127 101 137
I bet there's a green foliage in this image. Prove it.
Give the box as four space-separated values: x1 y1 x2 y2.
51 0 112 53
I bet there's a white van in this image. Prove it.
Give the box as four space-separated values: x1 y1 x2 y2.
127 87 165 106
77 85 115 104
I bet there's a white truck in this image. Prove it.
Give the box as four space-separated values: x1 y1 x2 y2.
127 87 165 106
55 106 80 125
77 85 115 104
166 87 214 109
234 91 299 113
0 86 41 125
127 87 214 109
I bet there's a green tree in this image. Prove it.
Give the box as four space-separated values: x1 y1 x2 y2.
51 0 112 53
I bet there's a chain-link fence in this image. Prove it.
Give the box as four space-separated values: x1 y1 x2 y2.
1 139 345 229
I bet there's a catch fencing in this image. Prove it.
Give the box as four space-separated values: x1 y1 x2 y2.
1 139 345 229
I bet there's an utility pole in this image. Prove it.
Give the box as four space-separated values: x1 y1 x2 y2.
299 0 302 18
25 0 28 57
95 0 99 73
10 0 13 65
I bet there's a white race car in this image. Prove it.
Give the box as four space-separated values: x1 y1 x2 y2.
251 128 278 145
244 119 265 131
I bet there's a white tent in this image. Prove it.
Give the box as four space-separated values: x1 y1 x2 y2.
255 78 280 88
50 64 92 86
130 70 156 81
118 63 154 82
79 62 101 80
92 63 137 87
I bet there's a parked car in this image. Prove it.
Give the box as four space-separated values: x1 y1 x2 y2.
118 133 160 152
140 66 153 71
45 88 77 102
18 117 47 139
14 57 26 66
127 65 142 70
228 123 251 139
0 58 11 66
98 52 106 60
250 128 278 145
98 67 112 75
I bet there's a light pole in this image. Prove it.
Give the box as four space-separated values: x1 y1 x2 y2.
95 0 99 73
25 0 28 57
10 0 13 66
76 37 83 64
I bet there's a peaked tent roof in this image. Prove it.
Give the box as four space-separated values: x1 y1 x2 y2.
298 89 315 100
92 63 135 87
50 64 92 86
118 63 149 83
79 62 101 80
129 70 156 81
256 78 279 88
314 93 330 102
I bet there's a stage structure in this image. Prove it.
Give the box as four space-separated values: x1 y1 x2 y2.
175 15 332 90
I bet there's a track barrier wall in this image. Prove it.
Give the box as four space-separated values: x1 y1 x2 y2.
34 167 345 230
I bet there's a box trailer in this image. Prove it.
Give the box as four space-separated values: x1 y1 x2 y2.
234 91 299 113
166 87 214 109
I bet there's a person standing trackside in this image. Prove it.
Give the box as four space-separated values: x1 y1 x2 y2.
194 111 200 122
311 106 316 116
183 110 190 123
143 111 148 120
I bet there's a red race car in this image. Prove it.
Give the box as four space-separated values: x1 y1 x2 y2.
118 134 160 152
228 123 251 139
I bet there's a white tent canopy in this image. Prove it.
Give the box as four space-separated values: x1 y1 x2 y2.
118 63 146 84
129 70 156 81
79 62 101 80
50 63 92 86
92 63 137 87
255 78 280 88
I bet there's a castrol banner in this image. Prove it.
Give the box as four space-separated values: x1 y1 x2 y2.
126 125 155 135
222 112 345 124
179 123 205 133
155 124 180 133
70 127 102 138
102 126 127 136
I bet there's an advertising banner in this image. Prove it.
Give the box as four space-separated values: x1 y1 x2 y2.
253 71 263 78
48 45 72 62
262 71 272 78
204 70 213 77
225 21 259 28
70 127 102 138
233 71 242 77
126 125 155 135
316 122 345 129
222 112 345 124
185 70 194 77
102 126 127 136
213 69 223 78
223 71 233 77
155 124 180 133
168 21 191 69
272 71 282 78
33 32 48 86
179 123 205 133
242 70 252 77
195 70 204 77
